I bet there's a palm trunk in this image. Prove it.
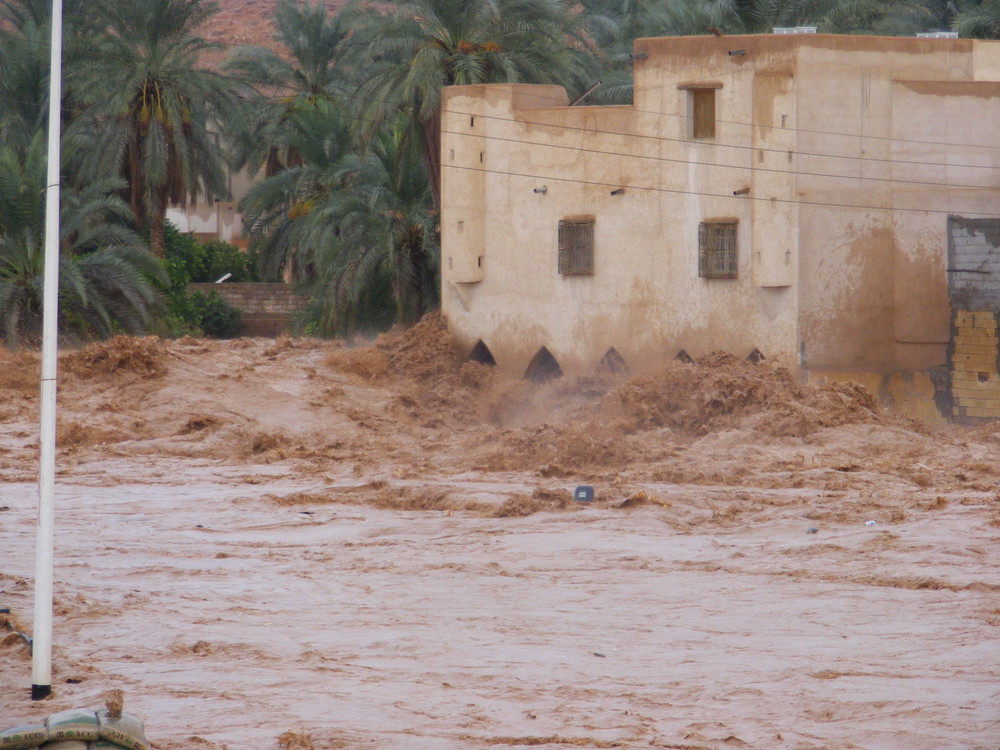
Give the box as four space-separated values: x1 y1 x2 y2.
411 110 440 323
393 241 414 325
149 183 170 258
394 226 430 325
421 108 442 210
149 212 166 258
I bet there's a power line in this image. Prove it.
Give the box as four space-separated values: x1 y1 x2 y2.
440 157 1000 218
2 32 999 206
2 92 992 216
459 73 1000 156
1 81 997 188
440 121 1000 193
440 99 1000 175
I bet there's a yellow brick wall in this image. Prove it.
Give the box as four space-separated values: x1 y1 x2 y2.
808 369 946 425
951 310 1000 419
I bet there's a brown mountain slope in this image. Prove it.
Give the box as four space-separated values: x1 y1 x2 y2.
201 0 349 55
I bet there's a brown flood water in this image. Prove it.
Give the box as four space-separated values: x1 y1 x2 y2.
1 318 998 749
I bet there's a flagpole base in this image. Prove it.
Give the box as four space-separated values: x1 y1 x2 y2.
31 684 51 701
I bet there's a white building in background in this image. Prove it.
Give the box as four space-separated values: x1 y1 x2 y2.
165 167 254 245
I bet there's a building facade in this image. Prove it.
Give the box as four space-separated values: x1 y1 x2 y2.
439 33 1000 418
165 167 254 246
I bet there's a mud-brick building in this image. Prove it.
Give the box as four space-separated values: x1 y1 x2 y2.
439 33 1000 420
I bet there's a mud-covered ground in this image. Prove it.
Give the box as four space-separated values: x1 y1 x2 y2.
2 317 998 749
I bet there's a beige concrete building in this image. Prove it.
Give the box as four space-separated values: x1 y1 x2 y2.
166 168 254 246
439 33 1000 419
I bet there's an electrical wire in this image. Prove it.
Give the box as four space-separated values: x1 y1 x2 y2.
439 118 1000 193
3 88 995 220
440 157 1000 217
3 22 999 211
1 80 998 196
461 63 1000 155
440 97 1000 175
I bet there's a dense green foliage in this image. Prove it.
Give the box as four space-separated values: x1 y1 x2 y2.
67 0 245 257
3 0 1000 343
186 290 243 338
157 222 247 338
161 223 254 285
0 134 164 347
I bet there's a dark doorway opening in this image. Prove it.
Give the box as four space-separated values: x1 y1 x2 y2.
468 340 496 366
598 347 628 374
524 347 563 382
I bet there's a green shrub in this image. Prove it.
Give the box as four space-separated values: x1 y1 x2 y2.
163 222 209 283
162 223 256 283
202 240 254 282
187 290 241 338
156 310 203 338
152 223 250 338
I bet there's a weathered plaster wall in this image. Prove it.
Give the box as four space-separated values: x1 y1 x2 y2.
441 73 799 378
441 35 1000 385
795 50 1000 374
799 212 896 369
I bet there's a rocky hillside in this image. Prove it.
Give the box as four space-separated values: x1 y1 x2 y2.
202 0 348 55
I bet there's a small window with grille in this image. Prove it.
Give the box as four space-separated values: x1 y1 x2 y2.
698 220 737 279
558 219 595 275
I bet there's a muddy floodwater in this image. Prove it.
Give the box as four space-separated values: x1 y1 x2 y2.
2 318 998 749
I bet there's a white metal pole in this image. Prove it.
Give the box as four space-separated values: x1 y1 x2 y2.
32 0 63 702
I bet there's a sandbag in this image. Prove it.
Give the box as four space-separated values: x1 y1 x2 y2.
0 723 48 750
94 712 147 750
44 711 98 743
90 742 131 749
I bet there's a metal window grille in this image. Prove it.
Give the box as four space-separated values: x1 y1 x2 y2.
699 222 737 278
558 220 595 275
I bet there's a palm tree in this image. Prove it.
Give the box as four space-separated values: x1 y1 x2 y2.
0 14 49 151
0 135 165 347
954 1 1000 38
239 99 437 332
347 0 582 208
581 0 715 104
866 0 958 35
583 0 711 44
298 120 438 331
0 0 97 150
225 0 356 177
68 0 241 257
702 0 898 33
239 97 357 281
